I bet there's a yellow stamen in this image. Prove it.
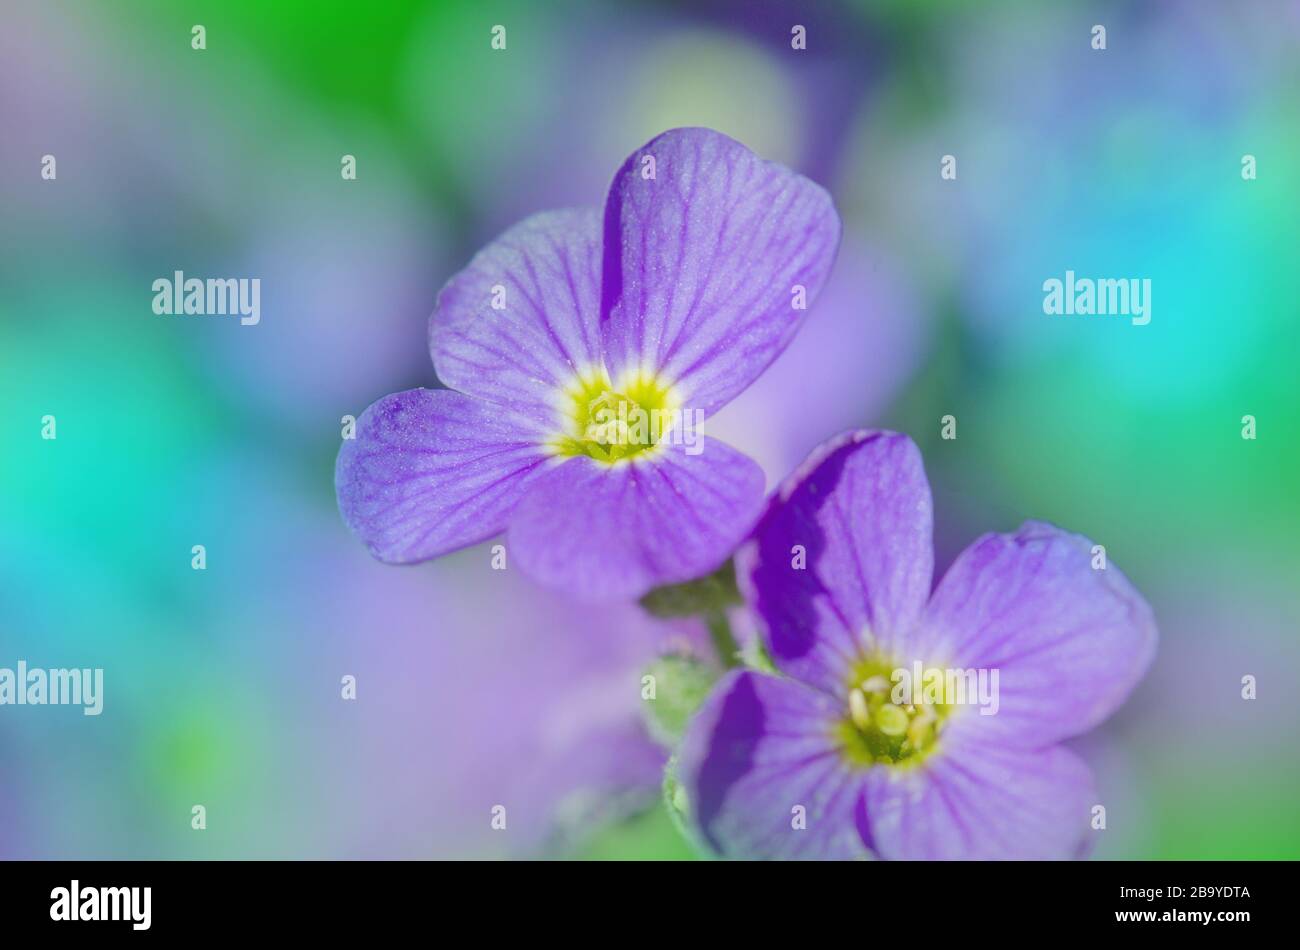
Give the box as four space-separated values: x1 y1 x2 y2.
848 688 871 731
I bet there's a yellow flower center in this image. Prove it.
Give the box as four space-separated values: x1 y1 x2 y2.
837 657 952 768
551 371 678 463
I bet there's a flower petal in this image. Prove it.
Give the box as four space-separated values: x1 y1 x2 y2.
679 670 873 860
922 521 1158 747
507 439 766 602
736 430 935 697
863 738 1097 860
335 388 548 563
430 209 604 436
600 127 841 416
706 235 932 485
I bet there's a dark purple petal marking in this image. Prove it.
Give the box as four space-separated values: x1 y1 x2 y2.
430 209 604 436
736 430 935 698
600 127 841 416
335 388 547 563
506 438 766 602
922 521 1159 748
862 736 1097 860
679 670 873 860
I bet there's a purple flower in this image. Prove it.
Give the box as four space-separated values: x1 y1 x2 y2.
336 128 840 601
678 430 1158 859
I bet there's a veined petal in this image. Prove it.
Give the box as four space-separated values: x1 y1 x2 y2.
600 127 841 417
862 737 1096 860
430 209 604 436
679 670 873 860
507 439 765 602
736 431 934 697
921 521 1158 748
335 388 547 563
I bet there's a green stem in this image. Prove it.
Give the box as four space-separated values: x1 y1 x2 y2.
705 610 740 669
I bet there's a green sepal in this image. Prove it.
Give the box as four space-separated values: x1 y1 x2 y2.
661 754 708 857
641 653 719 745
639 559 742 618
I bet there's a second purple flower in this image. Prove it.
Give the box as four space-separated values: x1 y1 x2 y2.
678 430 1158 860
